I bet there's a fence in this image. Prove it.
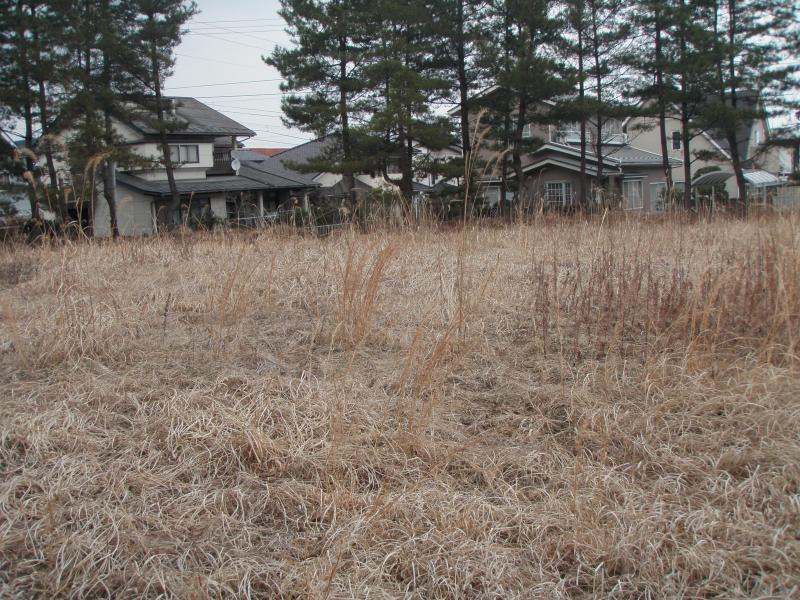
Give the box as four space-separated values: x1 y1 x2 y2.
774 186 800 210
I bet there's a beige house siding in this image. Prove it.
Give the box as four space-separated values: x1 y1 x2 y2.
625 116 727 182
621 167 672 212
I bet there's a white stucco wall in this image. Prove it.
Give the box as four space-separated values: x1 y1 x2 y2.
130 142 213 180
94 186 155 237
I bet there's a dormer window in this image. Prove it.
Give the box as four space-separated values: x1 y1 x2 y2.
169 144 200 164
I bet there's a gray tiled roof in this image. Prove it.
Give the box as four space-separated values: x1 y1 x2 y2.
237 150 319 187
268 137 337 179
604 145 682 166
129 98 256 137
116 168 317 197
117 173 264 195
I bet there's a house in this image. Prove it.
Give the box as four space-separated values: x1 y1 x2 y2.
259 136 462 203
624 93 791 200
459 86 681 212
455 86 790 210
47 98 318 236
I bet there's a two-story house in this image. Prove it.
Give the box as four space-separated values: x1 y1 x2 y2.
623 93 789 201
48 97 319 236
455 86 682 213
458 86 788 211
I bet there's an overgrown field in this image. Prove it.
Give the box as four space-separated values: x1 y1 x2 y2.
1 215 799 599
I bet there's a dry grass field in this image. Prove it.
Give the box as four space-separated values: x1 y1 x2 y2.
1 214 799 599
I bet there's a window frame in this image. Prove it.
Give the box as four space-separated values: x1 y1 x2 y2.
544 181 573 207
671 131 682 151
623 179 644 210
522 124 533 139
168 144 200 165
650 182 667 212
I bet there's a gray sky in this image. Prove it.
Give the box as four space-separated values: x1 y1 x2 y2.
164 0 312 150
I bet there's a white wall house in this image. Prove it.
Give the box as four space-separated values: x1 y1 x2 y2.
47 98 318 236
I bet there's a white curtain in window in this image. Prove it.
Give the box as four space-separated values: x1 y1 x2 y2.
623 180 644 210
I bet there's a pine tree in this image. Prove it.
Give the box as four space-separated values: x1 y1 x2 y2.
430 0 490 207
0 0 61 220
267 0 372 205
561 0 591 207
703 0 798 203
584 0 633 199
672 0 722 206
361 0 453 203
626 0 676 205
480 0 570 208
128 0 197 226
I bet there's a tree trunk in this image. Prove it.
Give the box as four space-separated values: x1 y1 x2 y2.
498 6 512 212
30 4 60 199
148 14 181 225
102 34 120 239
398 127 414 204
654 9 674 205
590 0 604 195
338 36 355 208
15 1 40 221
103 160 119 238
455 0 473 206
512 95 527 207
681 101 692 208
726 0 748 204
678 0 692 208
577 22 588 210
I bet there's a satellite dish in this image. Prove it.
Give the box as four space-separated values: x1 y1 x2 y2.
230 157 241 175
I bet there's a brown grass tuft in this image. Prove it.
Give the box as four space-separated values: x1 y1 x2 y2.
1 214 799 598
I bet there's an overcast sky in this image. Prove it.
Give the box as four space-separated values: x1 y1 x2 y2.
164 0 312 150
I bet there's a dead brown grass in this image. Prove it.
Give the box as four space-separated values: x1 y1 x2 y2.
1 214 799 599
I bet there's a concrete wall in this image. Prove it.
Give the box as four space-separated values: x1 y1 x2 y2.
95 185 155 237
210 195 227 220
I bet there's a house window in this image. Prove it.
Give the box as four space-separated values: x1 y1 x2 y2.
651 182 667 212
623 180 644 210
169 144 200 164
522 124 533 139
545 182 573 206
671 131 682 150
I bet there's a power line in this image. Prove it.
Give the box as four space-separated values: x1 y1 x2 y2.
183 32 274 50
194 92 303 98
191 17 285 24
205 108 287 118
186 27 287 33
186 30 284 36
248 128 311 141
187 22 285 45
174 53 266 69
166 78 284 90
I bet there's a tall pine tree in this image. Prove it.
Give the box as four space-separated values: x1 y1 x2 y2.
267 0 372 205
